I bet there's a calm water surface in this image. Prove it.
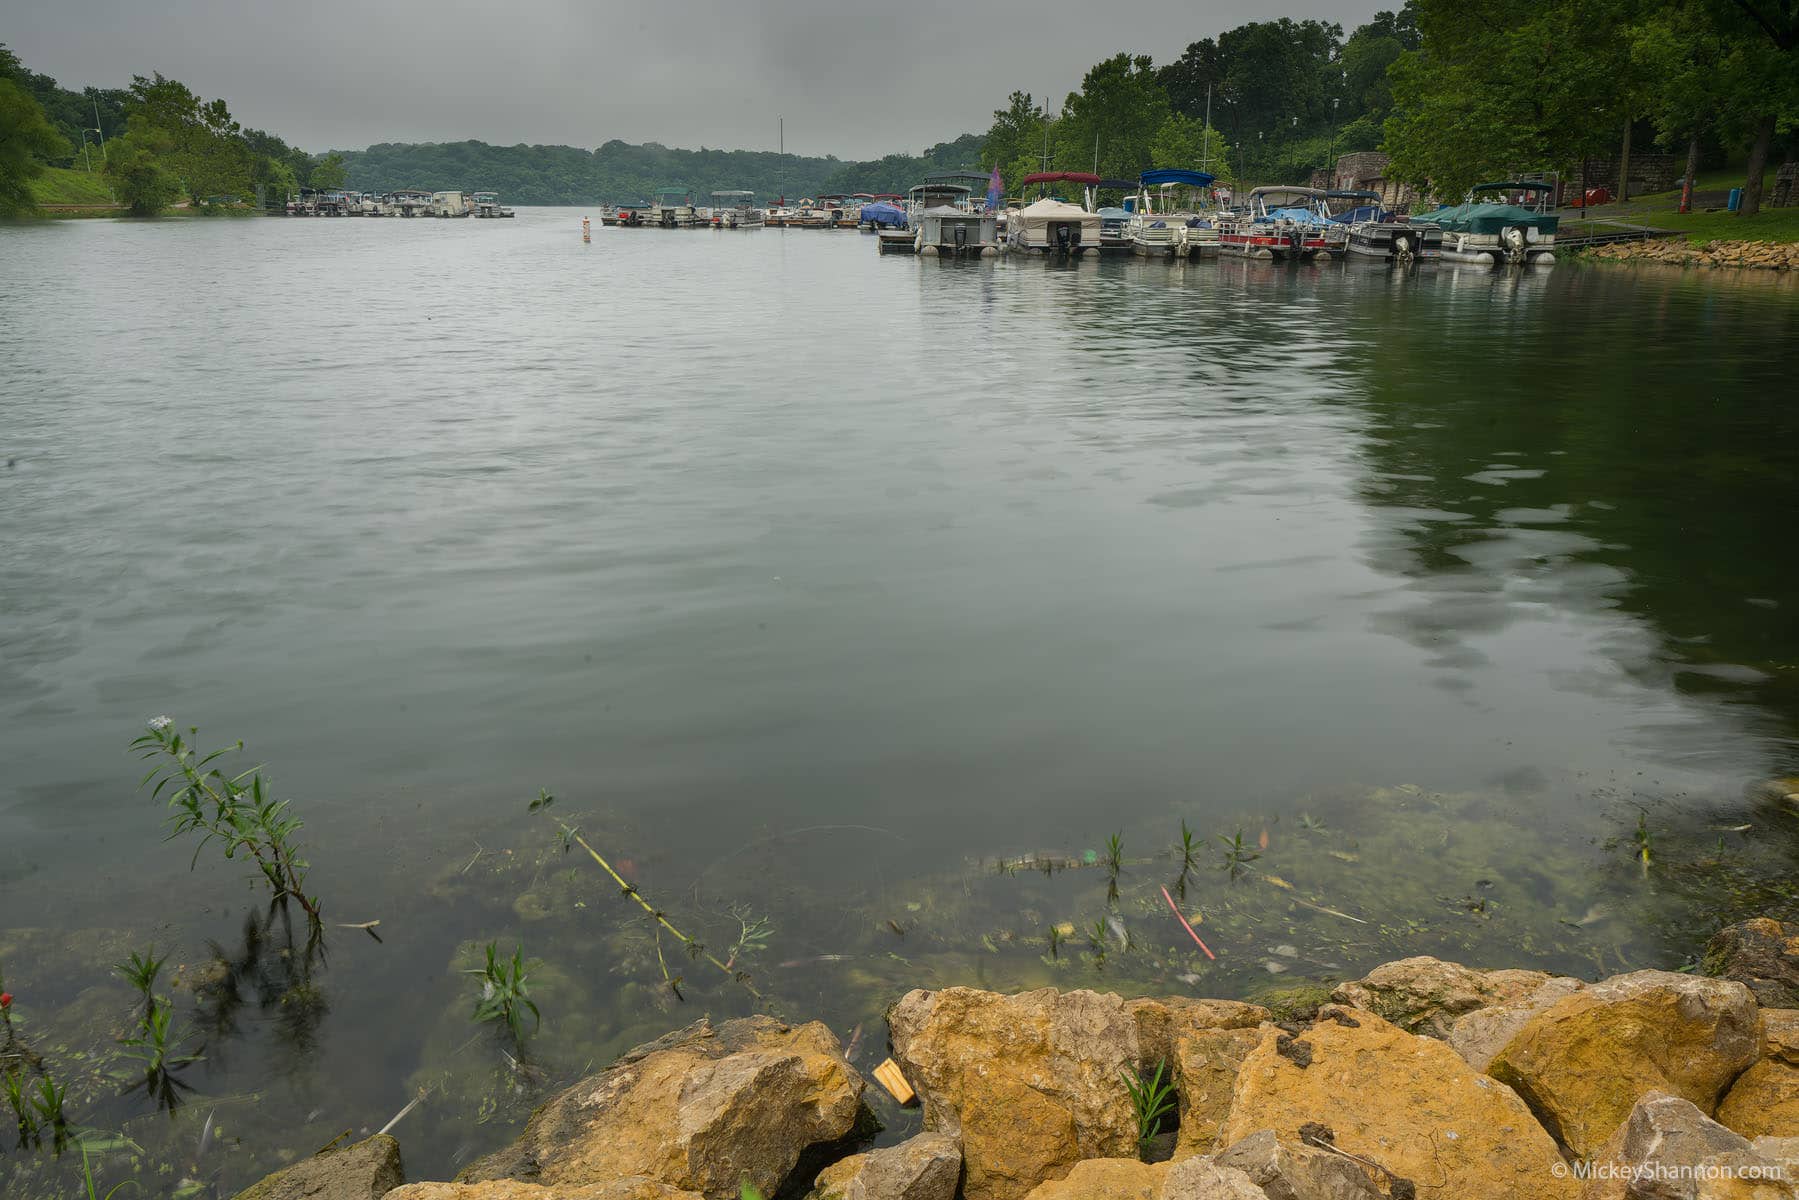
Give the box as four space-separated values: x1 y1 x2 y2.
1 210 1796 1192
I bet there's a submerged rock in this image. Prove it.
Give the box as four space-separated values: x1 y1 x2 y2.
233 1134 403 1200
810 1132 961 1200
1717 1009 1799 1140
1016 1159 1167 1200
1704 918 1799 1009
1212 1129 1383 1200
1577 1091 1796 1200
1218 1005 1575 1199
455 1016 863 1200
1488 970 1763 1158
1331 955 1556 1038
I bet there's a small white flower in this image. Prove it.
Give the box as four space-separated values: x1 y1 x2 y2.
148 716 173 731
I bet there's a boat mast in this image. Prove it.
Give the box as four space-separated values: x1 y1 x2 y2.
1202 84 1212 173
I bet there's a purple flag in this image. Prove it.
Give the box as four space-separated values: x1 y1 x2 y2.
986 167 1002 211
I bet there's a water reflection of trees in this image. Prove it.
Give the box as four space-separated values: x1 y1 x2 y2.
1341 265 1799 955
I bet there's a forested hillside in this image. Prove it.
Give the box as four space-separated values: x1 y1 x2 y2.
336 133 986 205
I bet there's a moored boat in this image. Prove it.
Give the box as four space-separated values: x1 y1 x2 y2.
1128 169 1221 259
472 191 514 218
1007 198 1100 256
1330 190 1441 263
649 187 702 228
710 190 764 228
1217 186 1329 260
1415 182 1559 267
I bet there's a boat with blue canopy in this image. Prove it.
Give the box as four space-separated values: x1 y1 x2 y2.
1129 169 1221 259
1218 186 1330 260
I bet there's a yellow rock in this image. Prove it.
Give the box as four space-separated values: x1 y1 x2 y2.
389 1183 703 1200
1017 1159 1168 1200
1718 1011 1799 1139
1171 1024 1268 1157
1489 970 1763 1158
1218 1007 1577 1200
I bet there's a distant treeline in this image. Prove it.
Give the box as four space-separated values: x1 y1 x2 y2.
335 134 988 206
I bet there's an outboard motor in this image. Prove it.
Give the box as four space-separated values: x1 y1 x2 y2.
1501 224 1528 264
1055 224 1073 253
1393 232 1416 263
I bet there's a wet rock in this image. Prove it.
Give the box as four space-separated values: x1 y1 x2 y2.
1015 1159 1167 1200
234 1134 403 1200
388 1183 703 1200
1489 970 1763 1158
810 1132 961 1200
1172 1025 1268 1158
1246 985 1333 1023
1704 919 1799 1009
1219 1005 1574 1199
1447 976 1587 1073
1577 1091 1795 1200
1717 1010 1799 1139
457 1016 863 1200
1159 1156 1269 1200
1126 996 1268 1068
1212 1129 1383 1200
886 987 1146 1200
1331 956 1555 1038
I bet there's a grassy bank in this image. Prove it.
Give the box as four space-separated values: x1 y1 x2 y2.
27 166 121 210
1571 163 1799 245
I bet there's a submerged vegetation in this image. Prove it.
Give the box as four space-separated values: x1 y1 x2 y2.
469 943 541 1042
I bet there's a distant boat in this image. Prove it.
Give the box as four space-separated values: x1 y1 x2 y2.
431 191 473 218
649 187 702 228
1415 182 1559 267
710 190 764 228
472 191 514 218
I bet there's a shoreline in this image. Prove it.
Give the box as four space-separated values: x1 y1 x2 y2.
233 917 1799 1200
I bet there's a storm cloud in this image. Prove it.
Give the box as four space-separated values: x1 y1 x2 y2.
7 0 1380 159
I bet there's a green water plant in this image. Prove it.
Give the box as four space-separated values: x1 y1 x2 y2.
81 1144 140 1200
1120 1058 1176 1156
1177 820 1201 876
1217 828 1260 881
470 942 541 1041
132 719 320 922
115 949 202 1112
1046 923 1065 960
1634 811 1654 870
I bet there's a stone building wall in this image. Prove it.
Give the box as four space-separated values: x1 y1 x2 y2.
1773 162 1797 208
1566 153 1679 198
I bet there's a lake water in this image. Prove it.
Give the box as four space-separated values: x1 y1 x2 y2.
2 210 1796 1194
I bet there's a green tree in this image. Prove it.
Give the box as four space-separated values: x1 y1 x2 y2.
1148 113 1226 172
980 91 1048 180
125 73 254 203
105 126 182 215
0 77 70 215
1706 0 1799 214
1055 53 1170 180
308 151 347 189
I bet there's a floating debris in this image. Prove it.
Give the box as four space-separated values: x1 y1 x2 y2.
873 1058 915 1106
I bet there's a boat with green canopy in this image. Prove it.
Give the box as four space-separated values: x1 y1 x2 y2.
1416 182 1559 267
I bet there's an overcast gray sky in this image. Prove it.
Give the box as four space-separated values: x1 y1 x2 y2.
7 0 1380 160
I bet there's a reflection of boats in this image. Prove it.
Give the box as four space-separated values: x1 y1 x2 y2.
1416 182 1559 267
1330 189 1441 263
1217 186 1329 260
472 191 514 218
649 187 702 228
1129 169 1221 259
709 190 764 228
1007 198 1100 255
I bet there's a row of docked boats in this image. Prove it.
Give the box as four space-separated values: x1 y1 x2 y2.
601 189 893 230
283 188 514 218
863 171 1559 268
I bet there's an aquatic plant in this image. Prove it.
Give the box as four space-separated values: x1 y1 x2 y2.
1104 832 1124 875
1177 820 1201 877
1120 1058 1176 1156
723 909 773 972
550 813 763 998
1086 918 1109 964
80 1144 139 1200
29 1074 69 1139
132 719 320 922
114 948 170 1013
1046 923 1065 960
1217 827 1261 881
469 942 541 1041
1634 811 1655 870
1298 813 1328 834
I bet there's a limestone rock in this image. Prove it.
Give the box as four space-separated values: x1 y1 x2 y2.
1218 1006 1575 1199
1212 1130 1383 1200
456 1016 863 1200
1172 1025 1267 1158
1016 1159 1167 1200
1331 956 1554 1038
388 1183 703 1200
1447 977 1587 1073
1489 970 1763 1157
1160 1157 1267 1200
1705 919 1799 1009
810 1132 960 1200
235 1134 403 1200
1577 1091 1795 1200
1717 1010 1799 1139
886 987 1147 1200
1127 996 1269 1067
1751 1138 1799 1181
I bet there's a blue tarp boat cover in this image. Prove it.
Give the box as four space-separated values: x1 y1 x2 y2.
1264 206 1327 225
861 202 907 227
1141 169 1216 188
